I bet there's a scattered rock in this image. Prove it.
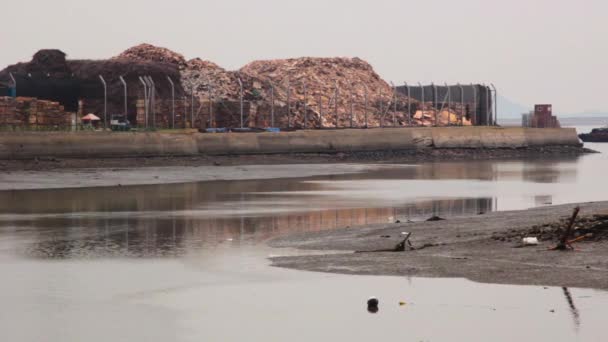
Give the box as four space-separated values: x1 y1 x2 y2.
367 297 379 313
426 215 446 222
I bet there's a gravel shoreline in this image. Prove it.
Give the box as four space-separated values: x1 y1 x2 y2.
269 201 608 290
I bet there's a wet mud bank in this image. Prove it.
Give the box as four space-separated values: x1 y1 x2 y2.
269 201 608 290
0 145 593 172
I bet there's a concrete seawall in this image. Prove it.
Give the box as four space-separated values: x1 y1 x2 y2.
0 127 581 160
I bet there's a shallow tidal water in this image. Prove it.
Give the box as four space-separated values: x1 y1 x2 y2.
0 126 607 341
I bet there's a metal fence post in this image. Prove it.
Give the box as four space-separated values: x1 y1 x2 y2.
98 75 107 130
8 72 16 96
431 82 437 126
204 76 213 128
471 83 477 126
378 88 384 128
349 90 354 128
139 77 148 128
458 83 464 125
151 77 157 129
418 82 424 126
145 76 156 129
490 83 497 125
318 93 322 125
286 77 291 128
303 81 308 129
270 82 275 127
391 82 397 127
484 84 490 126
167 76 175 129
405 82 411 126
363 84 368 128
237 76 244 128
190 81 195 128
119 76 127 118
334 81 339 128
446 83 451 126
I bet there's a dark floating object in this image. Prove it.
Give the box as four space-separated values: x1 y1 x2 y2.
579 127 608 142
426 215 446 222
367 297 379 313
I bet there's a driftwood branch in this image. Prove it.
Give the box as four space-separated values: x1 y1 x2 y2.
552 206 580 251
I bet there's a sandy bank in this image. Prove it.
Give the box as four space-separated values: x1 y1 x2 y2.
269 201 608 290
0 163 397 191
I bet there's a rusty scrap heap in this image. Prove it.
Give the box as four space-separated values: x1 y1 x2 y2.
239 57 411 128
1 43 475 129
113 45 418 128
113 44 188 69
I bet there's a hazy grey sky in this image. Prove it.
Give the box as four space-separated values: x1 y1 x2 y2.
2 0 606 113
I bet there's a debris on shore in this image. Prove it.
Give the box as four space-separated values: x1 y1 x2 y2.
491 210 608 245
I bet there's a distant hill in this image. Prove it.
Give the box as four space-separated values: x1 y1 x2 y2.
557 112 608 118
497 95 529 118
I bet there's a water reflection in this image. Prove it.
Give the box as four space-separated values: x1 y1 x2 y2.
0 155 580 215
1 150 599 260
562 287 581 330
12 197 494 259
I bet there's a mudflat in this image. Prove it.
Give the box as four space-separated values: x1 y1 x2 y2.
270 201 608 290
0 145 593 171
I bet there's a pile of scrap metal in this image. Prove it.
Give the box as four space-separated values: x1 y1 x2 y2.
1 43 477 129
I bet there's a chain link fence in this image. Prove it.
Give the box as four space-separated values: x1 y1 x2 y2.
1 72 497 131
